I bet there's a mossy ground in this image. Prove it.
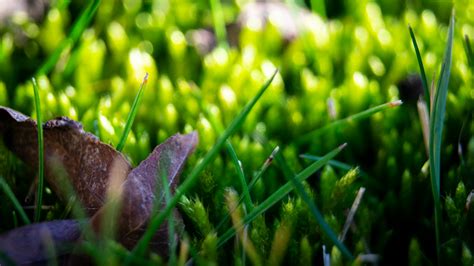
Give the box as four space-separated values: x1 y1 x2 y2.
0 0 474 265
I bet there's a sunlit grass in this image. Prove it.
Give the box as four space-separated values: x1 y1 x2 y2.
116 73 149 152
36 0 101 76
428 14 454 262
125 70 279 261
216 143 347 249
295 100 403 145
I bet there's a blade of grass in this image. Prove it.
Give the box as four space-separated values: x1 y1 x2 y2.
417 98 430 156
209 0 228 49
12 211 18 227
32 78 44 222
116 73 149 152
464 35 473 70
0 177 31 225
215 146 279 232
409 25 430 109
273 146 354 260
339 187 365 242
36 0 101 76
126 69 278 261
226 143 253 212
429 13 454 263
202 106 254 212
248 146 279 192
300 154 368 177
194 91 255 213
225 189 262 266
216 143 346 249
295 100 402 145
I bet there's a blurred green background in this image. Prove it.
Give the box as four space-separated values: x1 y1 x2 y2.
1 0 474 264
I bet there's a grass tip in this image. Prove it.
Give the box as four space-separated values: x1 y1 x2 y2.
143 73 149 83
268 68 279 80
389 100 403 107
339 143 348 150
272 146 280 155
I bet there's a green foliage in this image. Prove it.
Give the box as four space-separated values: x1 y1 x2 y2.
428 14 454 261
1 0 474 265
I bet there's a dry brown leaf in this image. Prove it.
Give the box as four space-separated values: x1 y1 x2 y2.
0 106 198 261
0 220 82 265
90 131 198 251
0 106 132 215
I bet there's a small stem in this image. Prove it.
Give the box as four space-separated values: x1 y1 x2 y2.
32 77 44 223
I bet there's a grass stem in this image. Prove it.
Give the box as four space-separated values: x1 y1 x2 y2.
273 145 354 260
409 25 431 110
0 177 31 225
32 78 44 223
296 100 402 145
116 73 148 152
428 13 454 264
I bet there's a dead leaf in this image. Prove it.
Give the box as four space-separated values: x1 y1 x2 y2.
0 106 198 261
90 131 198 251
0 106 132 215
0 220 82 265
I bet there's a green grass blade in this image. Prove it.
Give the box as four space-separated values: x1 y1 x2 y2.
214 146 279 232
409 25 430 109
126 69 278 260
195 91 254 213
273 146 353 260
300 154 353 172
216 143 346 249
429 14 454 263
209 0 228 48
226 141 253 212
12 211 18 228
204 108 254 212
0 177 31 225
32 77 44 222
247 146 279 192
116 73 149 152
296 100 402 145
300 154 368 177
464 35 473 70
36 0 101 76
